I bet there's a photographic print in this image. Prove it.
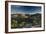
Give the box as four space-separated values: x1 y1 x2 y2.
5 1 45 33
11 5 41 28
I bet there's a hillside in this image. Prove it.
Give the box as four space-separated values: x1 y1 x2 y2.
11 13 41 28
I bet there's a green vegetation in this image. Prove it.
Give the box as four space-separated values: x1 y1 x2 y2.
11 13 41 28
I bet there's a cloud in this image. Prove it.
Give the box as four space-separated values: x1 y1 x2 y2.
11 5 41 14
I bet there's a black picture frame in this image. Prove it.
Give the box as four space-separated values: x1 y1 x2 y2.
5 1 45 33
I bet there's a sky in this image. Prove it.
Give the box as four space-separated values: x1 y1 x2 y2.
11 5 41 14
